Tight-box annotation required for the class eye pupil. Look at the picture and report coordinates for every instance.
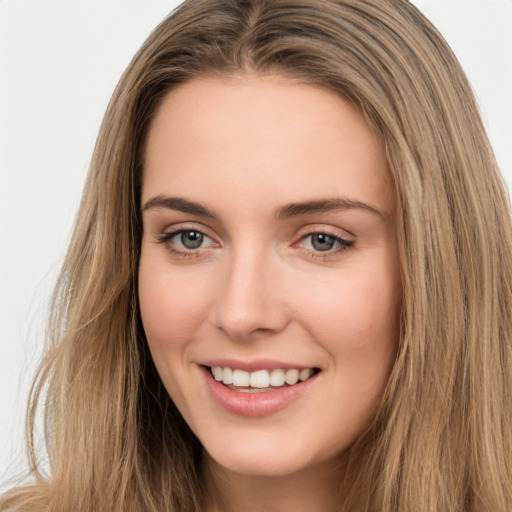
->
[181,231,203,249]
[311,233,335,251]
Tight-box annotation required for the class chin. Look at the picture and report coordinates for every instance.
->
[202,431,340,479]
[208,451,310,478]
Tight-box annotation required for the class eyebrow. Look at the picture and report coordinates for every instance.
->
[275,198,385,219]
[142,195,385,219]
[142,196,217,218]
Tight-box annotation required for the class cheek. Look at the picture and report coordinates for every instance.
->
[138,253,215,413]
[292,260,401,418]
[296,269,400,351]
[138,253,212,349]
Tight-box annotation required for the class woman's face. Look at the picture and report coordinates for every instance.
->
[139,75,401,478]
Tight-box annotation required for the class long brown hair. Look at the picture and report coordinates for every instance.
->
[2,0,511,510]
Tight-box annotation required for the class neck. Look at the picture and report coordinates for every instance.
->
[203,453,349,512]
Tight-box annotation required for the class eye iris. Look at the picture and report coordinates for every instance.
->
[311,233,335,251]
[180,231,203,249]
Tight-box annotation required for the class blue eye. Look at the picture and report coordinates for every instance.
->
[177,230,205,249]
[157,228,215,254]
[310,233,337,251]
[301,232,353,253]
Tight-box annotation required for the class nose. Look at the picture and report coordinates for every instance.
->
[211,248,289,340]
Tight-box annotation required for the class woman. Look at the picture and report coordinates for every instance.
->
[2,0,511,510]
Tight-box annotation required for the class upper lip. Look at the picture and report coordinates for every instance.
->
[200,358,318,372]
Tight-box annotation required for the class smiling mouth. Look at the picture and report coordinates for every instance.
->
[207,366,321,392]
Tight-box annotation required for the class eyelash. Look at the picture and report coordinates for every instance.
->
[156,228,215,258]
[155,228,354,259]
[298,231,354,258]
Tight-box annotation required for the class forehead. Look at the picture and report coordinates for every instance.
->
[142,74,394,216]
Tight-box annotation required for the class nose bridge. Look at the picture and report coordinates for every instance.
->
[212,243,286,339]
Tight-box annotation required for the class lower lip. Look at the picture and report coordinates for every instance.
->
[201,366,319,418]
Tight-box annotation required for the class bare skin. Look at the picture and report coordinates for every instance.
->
[204,452,345,512]
[139,74,401,511]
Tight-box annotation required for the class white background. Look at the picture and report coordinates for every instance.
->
[1,0,511,484]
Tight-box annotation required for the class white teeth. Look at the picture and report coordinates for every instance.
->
[212,366,223,381]
[270,369,285,387]
[223,366,233,385]
[285,369,299,385]
[250,369,270,388]
[210,366,316,389]
[299,368,313,381]
[232,369,250,387]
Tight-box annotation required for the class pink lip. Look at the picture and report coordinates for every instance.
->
[201,358,315,372]
[200,365,319,418]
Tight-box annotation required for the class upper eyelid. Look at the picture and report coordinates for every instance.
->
[156,229,218,257]
[155,222,354,246]
[160,222,218,239]
[300,231,351,242]
[296,232,354,249]
[159,227,216,244]
[296,224,354,241]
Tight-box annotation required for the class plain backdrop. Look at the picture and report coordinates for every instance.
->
[1,0,511,484]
